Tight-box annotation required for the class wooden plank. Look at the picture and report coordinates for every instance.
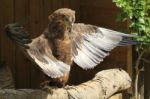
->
[43,0,54,25]
[0,1,2,60]
[13,0,30,88]
[67,0,79,9]
[29,0,46,88]
[80,0,117,9]
[68,0,80,21]
[126,46,133,94]
[29,0,45,38]
[79,6,127,29]
[0,0,15,86]
[63,0,69,7]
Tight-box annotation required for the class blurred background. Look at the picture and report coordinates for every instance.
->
[0,0,149,99]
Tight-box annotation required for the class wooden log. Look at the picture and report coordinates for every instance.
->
[0,68,131,99]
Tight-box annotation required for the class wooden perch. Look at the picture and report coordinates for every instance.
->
[0,69,131,99]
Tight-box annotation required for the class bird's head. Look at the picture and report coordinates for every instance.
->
[48,8,75,36]
[52,8,75,22]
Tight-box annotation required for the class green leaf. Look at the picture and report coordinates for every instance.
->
[113,0,150,49]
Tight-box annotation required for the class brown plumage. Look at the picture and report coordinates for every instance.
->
[5,8,137,88]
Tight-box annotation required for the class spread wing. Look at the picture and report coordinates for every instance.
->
[5,23,70,78]
[71,23,137,69]
[27,35,70,78]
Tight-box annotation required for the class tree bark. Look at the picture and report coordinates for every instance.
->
[0,69,131,99]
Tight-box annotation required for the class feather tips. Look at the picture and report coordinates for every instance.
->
[5,23,32,48]
[72,24,136,70]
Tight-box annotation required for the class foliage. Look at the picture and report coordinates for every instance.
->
[113,0,150,98]
[113,0,150,51]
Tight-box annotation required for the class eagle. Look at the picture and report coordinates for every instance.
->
[5,8,136,88]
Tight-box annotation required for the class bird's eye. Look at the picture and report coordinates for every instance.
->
[72,17,75,22]
[64,17,69,22]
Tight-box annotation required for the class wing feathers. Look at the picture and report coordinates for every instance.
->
[27,36,70,78]
[72,24,136,69]
[5,23,32,47]
[28,49,70,78]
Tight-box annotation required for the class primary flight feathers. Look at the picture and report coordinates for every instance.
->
[5,8,137,78]
[72,24,137,69]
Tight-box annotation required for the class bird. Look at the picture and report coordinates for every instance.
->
[5,8,137,88]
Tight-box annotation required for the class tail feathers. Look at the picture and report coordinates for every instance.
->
[5,23,32,48]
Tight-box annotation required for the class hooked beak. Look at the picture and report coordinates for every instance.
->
[65,21,73,32]
[69,23,73,32]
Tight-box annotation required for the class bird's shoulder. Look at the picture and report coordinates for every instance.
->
[28,34,53,52]
[72,23,98,34]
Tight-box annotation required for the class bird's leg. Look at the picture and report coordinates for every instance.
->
[40,80,51,88]
[40,74,70,93]
[42,85,54,94]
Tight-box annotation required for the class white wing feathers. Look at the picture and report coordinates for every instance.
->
[27,36,70,78]
[72,24,136,69]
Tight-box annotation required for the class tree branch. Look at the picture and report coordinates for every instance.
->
[0,69,131,99]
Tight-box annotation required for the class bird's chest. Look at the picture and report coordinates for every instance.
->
[52,36,72,65]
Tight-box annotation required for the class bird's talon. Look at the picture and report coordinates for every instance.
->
[64,85,75,89]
